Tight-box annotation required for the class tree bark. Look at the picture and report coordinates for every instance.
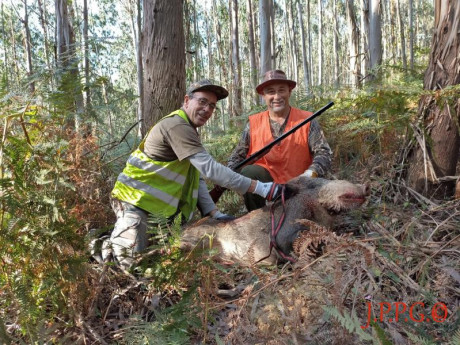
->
[247,0,258,105]
[346,0,360,87]
[37,0,51,72]
[297,0,310,93]
[317,0,323,86]
[368,0,382,79]
[360,0,369,84]
[406,0,460,199]
[83,0,90,111]
[409,0,414,69]
[142,0,185,135]
[396,0,407,69]
[55,0,84,129]
[332,0,340,88]
[231,0,242,117]
[259,0,272,76]
[22,0,34,92]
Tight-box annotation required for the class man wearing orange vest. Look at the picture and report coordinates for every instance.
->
[228,70,333,211]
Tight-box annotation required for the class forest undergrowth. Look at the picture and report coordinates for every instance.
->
[1,75,459,344]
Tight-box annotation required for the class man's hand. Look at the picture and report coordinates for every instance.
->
[253,181,283,201]
[211,210,236,221]
[301,169,318,178]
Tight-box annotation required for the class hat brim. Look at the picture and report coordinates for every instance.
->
[256,79,297,95]
[193,85,229,101]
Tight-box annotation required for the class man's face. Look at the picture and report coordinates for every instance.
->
[183,91,218,127]
[262,83,292,113]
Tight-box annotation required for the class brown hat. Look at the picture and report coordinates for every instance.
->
[187,79,229,101]
[256,70,297,95]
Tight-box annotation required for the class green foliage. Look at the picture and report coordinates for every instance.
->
[121,287,202,345]
[322,305,374,341]
[0,93,87,341]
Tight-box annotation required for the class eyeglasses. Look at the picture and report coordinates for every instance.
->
[191,97,218,111]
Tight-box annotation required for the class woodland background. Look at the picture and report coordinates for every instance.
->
[0,0,459,344]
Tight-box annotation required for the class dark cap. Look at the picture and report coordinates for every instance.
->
[187,79,229,101]
[256,70,297,95]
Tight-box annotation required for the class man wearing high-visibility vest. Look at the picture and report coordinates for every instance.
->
[105,80,283,270]
[228,70,333,211]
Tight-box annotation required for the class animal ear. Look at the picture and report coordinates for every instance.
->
[283,183,300,199]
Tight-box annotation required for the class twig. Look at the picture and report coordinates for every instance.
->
[424,211,460,245]
[410,233,460,277]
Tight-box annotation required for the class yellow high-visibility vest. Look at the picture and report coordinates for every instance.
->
[111,110,200,221]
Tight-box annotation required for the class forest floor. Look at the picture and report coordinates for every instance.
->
[76,163,459,345]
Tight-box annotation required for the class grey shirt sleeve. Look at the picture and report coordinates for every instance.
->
[188,151,252,194]
[197,177,216,216]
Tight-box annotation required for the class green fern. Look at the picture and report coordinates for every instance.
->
[322,305,374,341]
[406,331,437,345]
[450,329,460,345]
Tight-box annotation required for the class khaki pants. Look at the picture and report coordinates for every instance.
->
[102,199,149,270]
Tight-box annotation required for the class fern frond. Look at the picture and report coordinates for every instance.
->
[322,305,373,341]
[406,331,436,345]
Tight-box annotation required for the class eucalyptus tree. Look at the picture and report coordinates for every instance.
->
[406,0,460,199]
[368,0,382,79]
[316,0,323,86]
[55,0,84,128]
[259,0,272,76]
[361,0,369,82]
[247,0,258,105]
[141,0,185,134]
[297,0,310,92]
[230,0,242,116]
[21,0,34,92]
[346,0,360,87]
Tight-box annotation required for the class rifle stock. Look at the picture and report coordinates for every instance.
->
[209,101,334,203]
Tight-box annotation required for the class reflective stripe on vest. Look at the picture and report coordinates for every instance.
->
[111,110,200,220]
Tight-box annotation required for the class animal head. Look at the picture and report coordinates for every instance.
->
[284,176,369,213]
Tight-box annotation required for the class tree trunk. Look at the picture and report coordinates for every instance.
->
[346,0,360,87]
[297,0,310,93]
[259,0,272,76]
[332,0,340,88]
[83,0,91,111]
[55,0,84,129]
[289,0,298,83]
[406,0,460,199]
[360,0,369,84]
[127,0,144,136]
[307,0,312,88]
[142,0,185,135]
[270,0,276,69]
[231,0,242,117]
[1,3,8,86]
[409,0,415,69]
[22,0,34,93]
[368,0,382,80]
[37,0,51,72]
[317,0,323,86]
[247,0,258,105]
[396,0,407,69]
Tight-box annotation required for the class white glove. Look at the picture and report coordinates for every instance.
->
[253,181,282,201]
[253,181,273,198]
[301,169,318,178]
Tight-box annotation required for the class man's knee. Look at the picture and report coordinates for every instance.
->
[103,203,149,269]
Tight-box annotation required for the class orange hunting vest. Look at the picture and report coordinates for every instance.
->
[248,107,313,183]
